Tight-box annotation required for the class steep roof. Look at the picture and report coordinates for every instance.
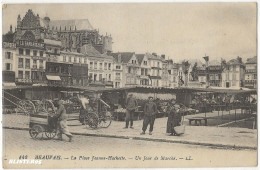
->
[81,44,102,57]
[227,58,243,65]
[2,32,15,43]
[246,56,257,64]
[49,19,93,31]
[136,54,145,65]
[111,52,135,63]
[146,53,162,60]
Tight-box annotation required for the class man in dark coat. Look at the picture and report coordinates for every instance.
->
[140,97,157,135]
[124,94,138,129]
[166,99,182,136]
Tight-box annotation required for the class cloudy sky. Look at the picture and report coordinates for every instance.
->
[2,3,257,62]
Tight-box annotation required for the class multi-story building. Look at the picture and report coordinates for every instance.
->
[197,67,207,87]
[111,52,140,87]
[112,54,123,88]
[207,65,222,87]
[222,57,245,88]
[161,57,169,87]
[3,42,16,85]
[147,53,163,87]
[136,54,150,86]
[244,56,257,89]
[81,44,113,88]
[16,39,45,85]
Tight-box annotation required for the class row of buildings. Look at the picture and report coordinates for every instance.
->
[3,9,257,90]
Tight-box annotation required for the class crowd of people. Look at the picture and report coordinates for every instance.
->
[48,92,257,142]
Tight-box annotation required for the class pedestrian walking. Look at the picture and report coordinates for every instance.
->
[124,94,138,129]
[56,100,73,142]
[166,99,182,136]
[140,96,157,135]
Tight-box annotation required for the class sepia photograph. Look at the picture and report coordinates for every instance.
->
[1,2,257,168]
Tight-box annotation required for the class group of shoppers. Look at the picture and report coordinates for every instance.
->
[124,94,183,136]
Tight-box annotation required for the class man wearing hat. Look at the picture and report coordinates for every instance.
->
[140,96,157,135]
[124,94,138,129]
[56,100,73,142]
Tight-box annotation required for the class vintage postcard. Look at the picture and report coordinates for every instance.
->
[2,3,257,168]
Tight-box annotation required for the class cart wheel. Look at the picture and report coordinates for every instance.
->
[29,124,44,139]
[99,111,112,128]
[85,112,99,129]
[45,129,57,139]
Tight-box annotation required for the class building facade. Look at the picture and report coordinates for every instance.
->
[222,57,245,88]
[244,56,257,89]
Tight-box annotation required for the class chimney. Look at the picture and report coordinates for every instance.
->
[10,25,13,33]
[203,55,209,67]
[152,52,157,57]
[161,54,165,59]
[44,16,50,28]
[118,54,121,63]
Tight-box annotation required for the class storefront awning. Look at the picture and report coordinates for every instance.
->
[46,75,61,81]
[3,82,16,87]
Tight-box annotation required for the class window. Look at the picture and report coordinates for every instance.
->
[99,63,103,70]
[99,74,102,81]
[79,57,82,63]
[5,52,12,59]
[19,48,24,55]
[116,65,121,69]
[157,62,160,67]
[132,60,134,64]
[69,56,72,62]
[18,71,23,79]
[33,60,37,68]
[26,49,30,56]
[236,65,239,71]
[143,61,147,65]
[39,60,43,69]
[90,62,93,69]
[108,74,111,81]
[116,73,120,80]
[104,63,107,70]
[33,50,37,56]
[74,57,77,63]
[18,58,23,68]
[94,74,97,81]
[141,68,144,75]
[89,73,93,79]
[253,74,257,79]
[54,49,58,54]
[25,71,30,79]
[25,59,30,69]
[94,62,97,69]
[63,56,66,62]
[128,67,131,73]
[5,63,11,70]
[84,58,87,64]
[145,69,148,76]
[108,63,111,70]
[115,82,120,87]
[40,51,43,57]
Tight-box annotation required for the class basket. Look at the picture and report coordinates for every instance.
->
[174,125,185,135]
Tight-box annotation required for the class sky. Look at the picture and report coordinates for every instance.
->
[2,3,257,63]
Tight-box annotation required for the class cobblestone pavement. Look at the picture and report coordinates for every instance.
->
[2,129,257,168]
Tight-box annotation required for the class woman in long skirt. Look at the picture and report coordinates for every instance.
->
[166,100,181,136]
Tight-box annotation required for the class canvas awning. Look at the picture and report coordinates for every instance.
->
[46,75,61,81]
[3,82,16,87]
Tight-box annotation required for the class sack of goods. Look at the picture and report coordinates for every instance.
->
[174,125,185,135]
